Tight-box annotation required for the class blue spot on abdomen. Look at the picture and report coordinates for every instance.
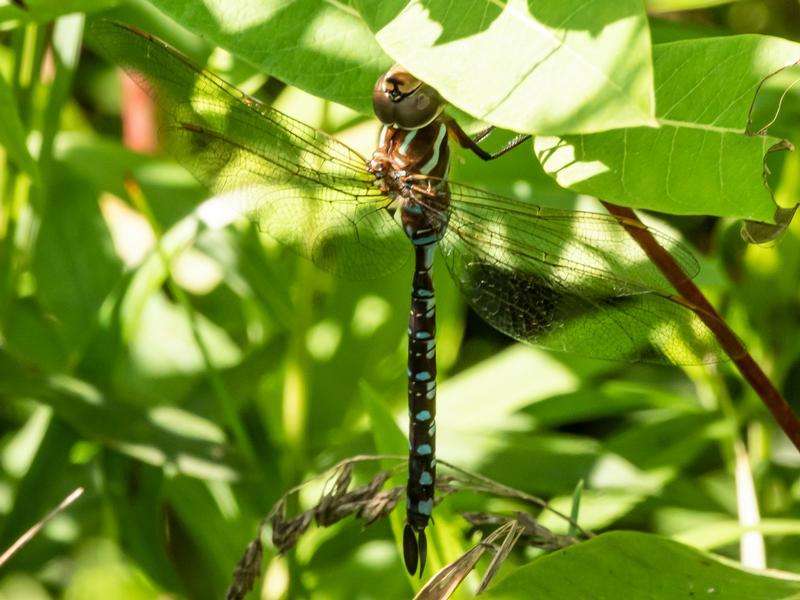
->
[417,499,433,516]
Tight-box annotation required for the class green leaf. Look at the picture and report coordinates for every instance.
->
[0,574,50,600]
[55,132,204,226]
[356,0,656,134]
[522,381,698,429]
[481,531,800,599]
[3,298,69,371]
[437,345,610,470]
[605,412,722,473]
[162,477,256,599]
[647,0,743,11]
[675,519,800,550]
[33,167,123,354]
[535,35,800,221]
[62,538,160,600]
[0,66,39,182]
[113,287,246,407]
[360,382,411,582]
[139,0,389,114]
[539,489,648,532]
[361,381,406,458]
[0,0,121,25]
[0,352,244,481]
[0,411,77,550]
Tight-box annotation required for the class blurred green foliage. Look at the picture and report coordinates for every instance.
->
[1,1,800,599]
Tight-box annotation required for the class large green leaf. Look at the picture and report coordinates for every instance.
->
[481,531,800,599]
[139,0,390,114]
[356,0,656,134]
[535,35,800,222]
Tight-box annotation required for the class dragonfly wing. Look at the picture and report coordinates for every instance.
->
[169,120,407,278]
[441,183,725,364]
[92,20,407,279]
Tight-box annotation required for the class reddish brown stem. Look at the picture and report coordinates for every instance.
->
[600,200,800,452]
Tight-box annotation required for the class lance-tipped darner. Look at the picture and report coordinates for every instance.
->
[93,20,725,577]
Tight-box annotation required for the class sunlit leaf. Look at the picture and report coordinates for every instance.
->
[481,531,800,599]
[141,0,389,114]
[356,0,656,134]
[536,35,800,221]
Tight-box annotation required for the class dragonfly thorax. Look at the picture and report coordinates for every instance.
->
[369,120,451,246]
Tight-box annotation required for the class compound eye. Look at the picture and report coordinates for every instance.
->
[372,66,445,129]
[373,72,396,125]
[394,84,444,129]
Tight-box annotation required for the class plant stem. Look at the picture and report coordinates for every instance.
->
[600,200,800,452]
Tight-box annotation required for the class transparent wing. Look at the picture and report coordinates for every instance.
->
[92,20,407,278]
[441,183,726,364]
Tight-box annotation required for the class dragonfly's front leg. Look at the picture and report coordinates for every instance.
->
[444,115,531,161]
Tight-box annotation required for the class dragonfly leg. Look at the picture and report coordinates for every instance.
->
[444,115,531,161]
[471,125,495,144]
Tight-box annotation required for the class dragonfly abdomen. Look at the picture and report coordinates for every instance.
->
[370,97,454,578]
[404,243,438,575]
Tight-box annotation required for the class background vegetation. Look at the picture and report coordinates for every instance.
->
[2,0,800,598]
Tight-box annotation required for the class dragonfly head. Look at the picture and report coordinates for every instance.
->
[373,65,445,130]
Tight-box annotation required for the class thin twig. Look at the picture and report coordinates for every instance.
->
[600,200,800,451]
[0,486,84,567]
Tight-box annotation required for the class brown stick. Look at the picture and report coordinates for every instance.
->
[600,200,800,452]
[0,487,84,567]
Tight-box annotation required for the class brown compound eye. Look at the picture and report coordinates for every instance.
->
[373,65,445,129]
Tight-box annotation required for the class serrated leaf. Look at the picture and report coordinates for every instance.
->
[356,0,656,134]
[536,35,800,221]
[142,0,389,114]
[481,531,800,599]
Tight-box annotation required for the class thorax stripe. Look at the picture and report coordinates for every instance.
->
[419,124,448,175]
[398,129,417,155]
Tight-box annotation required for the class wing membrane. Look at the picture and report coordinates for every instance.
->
[441,184,725,364]
[92,20,407,278]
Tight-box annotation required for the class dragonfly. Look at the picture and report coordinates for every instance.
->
[92,20,724,576]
